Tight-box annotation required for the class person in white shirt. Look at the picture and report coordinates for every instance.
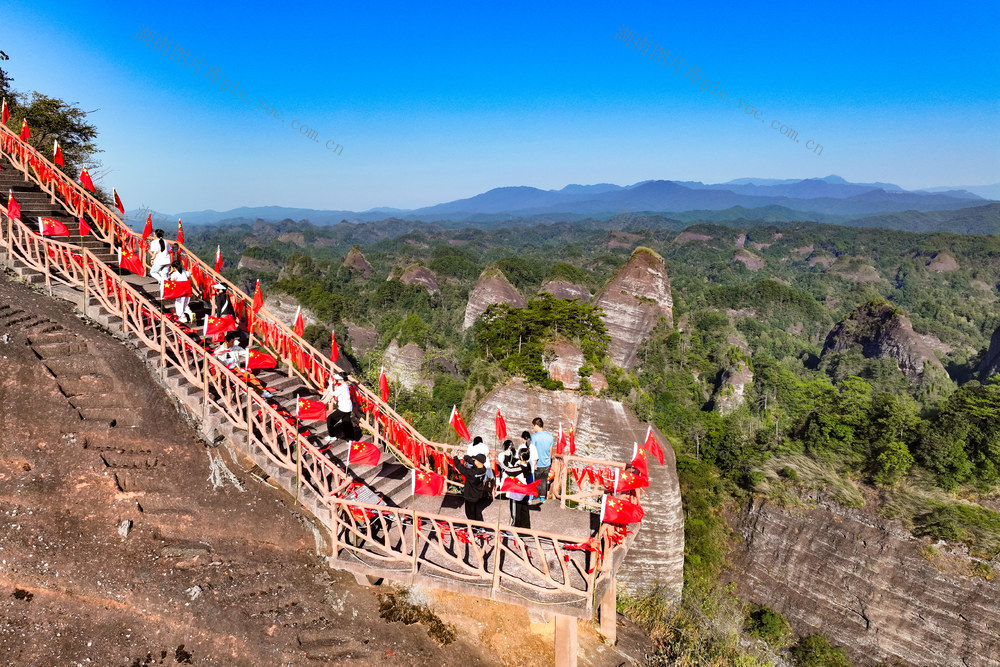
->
[168,260,194,323]
[213,330,247,369]
[321,374,354,443]
[148,229,171,283]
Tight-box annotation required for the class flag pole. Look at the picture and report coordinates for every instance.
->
[489,476,504,599]
[410,471,420,575]
[295,414,302,505]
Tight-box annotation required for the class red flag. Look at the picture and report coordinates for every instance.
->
[80,168,95,192]
[203,315,237,336]
[293,306,305,336]
[378,367,389,403]
[176,218,184,244]
[412,469,446,497]
[113,188,125,214]
[38,217,70,237]
[214,245,223,272]
[642,426,665,466]
[296,398,327,421]
[630,443,649,479]
[567,423,576,455]
[6,191,21,220]
[251,280,264,315]
[118,247,146,276]
[495,408,507,441]
[556,424,569,455]
[78,216,91,237]
[614,467,650,493]
[330,329,339,363]
[53,140,64,167]
[348,441,381,467]
[600,495,644,524]
[1,99,8,125]
[449,405,471,441]
[160,280,192,300]
[247,349,277,370]
[499,476,542,496]
[141,214,152,241]
[19,119,29,141]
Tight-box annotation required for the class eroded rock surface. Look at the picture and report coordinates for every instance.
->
[462,268,526,330]
[544,341,585,390]
[383,339,432,391]
[978,326,1000,379]
[538,280,591,302]
[467,379,684,599]
[397,264,440,295]
[726,496,1000,667]
[594,248,673,370]
[715,359,754,414]
[343,247,372,277]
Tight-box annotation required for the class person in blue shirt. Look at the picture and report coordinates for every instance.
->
[530,417,554,504]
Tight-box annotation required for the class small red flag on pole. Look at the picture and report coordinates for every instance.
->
[378,367,390,403]
[19,119,30,141]
[141,213,152,241]
[296,398,327,421]
[7,191,22,221]
[38,217,70,237]
[348,441,381,467]
[53,140,64,167]
[1,99,9,125]
[113,188,125,214]
[79,167,95,192]
[252,280,264,314]
[412,470,446,497]
[499,476,542,496]
[449,405,471,441]
[176,218,184,245]
[78,215,91,237]
[642,426,665,466]
[214,245,223,273]
[495,408,507,441]
[600,495,645,524]
[330,329,339,363]
[293,306,305,336]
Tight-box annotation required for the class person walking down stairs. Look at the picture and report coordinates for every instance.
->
[148,229,171,283]
[168,260,195,323]
[321,374,354,444]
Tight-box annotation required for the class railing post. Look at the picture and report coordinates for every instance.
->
[43,241,52,296]
[554,614,578,667]
[82,252,90,318]
[159,313,167,372]
[598,574,617,645]
[202,353,210,423]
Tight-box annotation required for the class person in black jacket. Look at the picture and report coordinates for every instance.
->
[499,442,533,529]
[453,453,490,523]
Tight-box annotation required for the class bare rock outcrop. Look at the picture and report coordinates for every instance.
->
[594,248,673,370]
[821,300,947,385]
[396,264,440,295]
[925,252,959,272]
[345,321,377,356]
[467,379,684,599]
[462,267,526,330]
[715,360,754,414]
[733,249,764,271]
[538,280,591,302]
[726,496,1000,666]
[543,341,585,390]
[383,340,432,392]
[343,247,372,277]
[264,295,318,328]
[978,326,1000,379]
[237,255,278,273]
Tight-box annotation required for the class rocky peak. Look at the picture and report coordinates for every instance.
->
[395,264,440,295]
[264,295,318,329]
[343,247,372,277]
[383,340,432,392]
[594,247,673,369]
[978,326,1000,380]
[462,267,526,330]
[822,300,947,384]
[538,280,591,301]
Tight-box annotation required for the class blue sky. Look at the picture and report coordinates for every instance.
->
[2,1,998,212]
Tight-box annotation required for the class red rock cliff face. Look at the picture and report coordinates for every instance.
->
[594,248,673,370]
[383,340,432,392]
[726,497,1000,667]
[467,379,684,598]
[462,268,526,330]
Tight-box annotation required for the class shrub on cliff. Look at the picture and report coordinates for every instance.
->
[790,634,852,667]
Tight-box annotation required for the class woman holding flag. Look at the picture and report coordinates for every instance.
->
[166,260,195,323]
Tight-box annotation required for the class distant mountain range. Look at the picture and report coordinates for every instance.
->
[128,175,998,229]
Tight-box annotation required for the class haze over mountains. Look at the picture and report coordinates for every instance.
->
[132,175,998,228]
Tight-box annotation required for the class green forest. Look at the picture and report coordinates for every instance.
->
[188,214,1000,666]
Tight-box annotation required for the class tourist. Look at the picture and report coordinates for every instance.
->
[168,260,195,323]
[321,374,353,444]
[498,439,533,529]
[530,417,554,504]
[453,452,490,523]
[148,229,171,283]
[518,430,538,472]
[213,283,234,318]
[214,330,247,369]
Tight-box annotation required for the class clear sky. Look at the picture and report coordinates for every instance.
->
[2,1,998,213]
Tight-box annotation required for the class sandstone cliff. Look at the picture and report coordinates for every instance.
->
[343,246,372,277]
[715,359,754,414]
[237,255,279,273]
[594,248,673,370]
[466,379,684,599]
[978,326,1000,380]
[264,295,318,328]
[726,495,1000,666]
[383,339,433,392]
[462,267,526,330]
[822,300,948,385]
